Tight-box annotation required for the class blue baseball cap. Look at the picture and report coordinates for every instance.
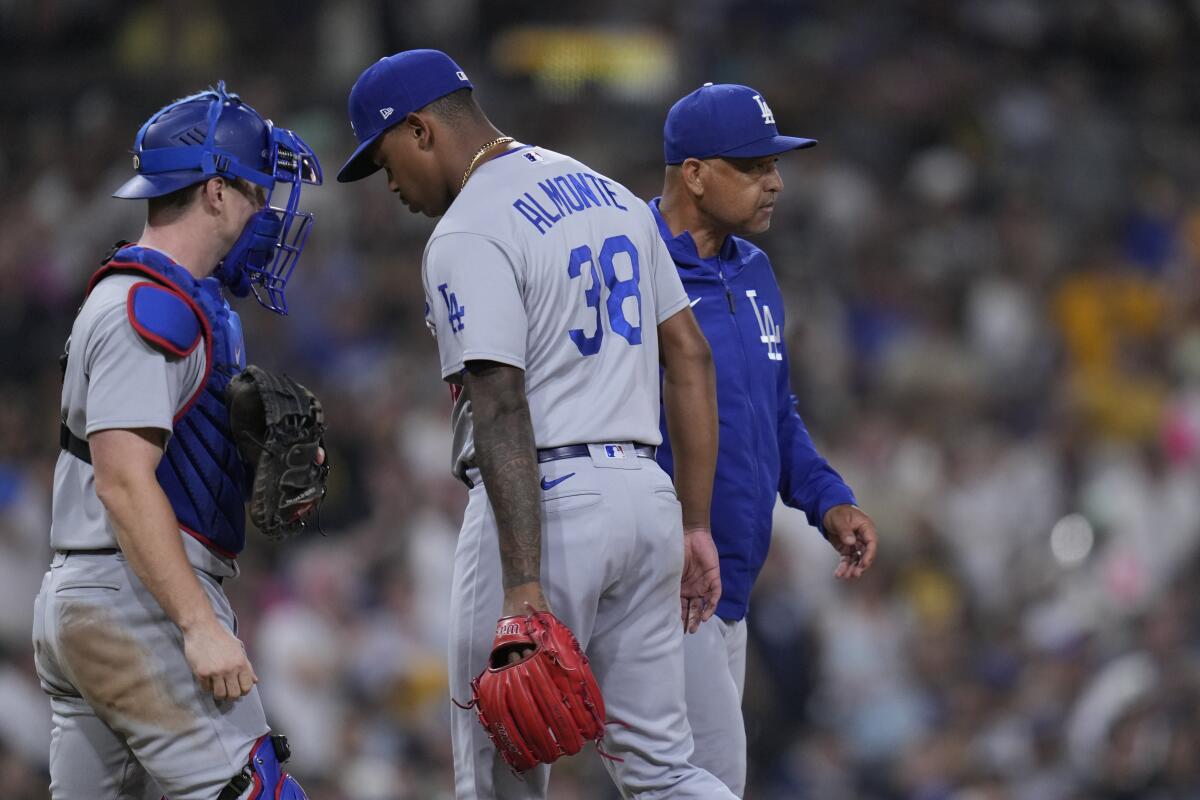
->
[337,49,474,183]
[664,83,816,165]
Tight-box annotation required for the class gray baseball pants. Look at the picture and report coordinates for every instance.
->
[32,551,268,800]
[447,443,737,799]
[683,615,748,796]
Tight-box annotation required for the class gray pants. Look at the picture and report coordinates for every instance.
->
[448,444,737,799]
[683,616,748,796]
[32,551,268,800]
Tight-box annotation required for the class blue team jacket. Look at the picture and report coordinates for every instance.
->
[650,198,856,621]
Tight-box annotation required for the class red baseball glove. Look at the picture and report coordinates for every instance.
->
[462,611,606,773]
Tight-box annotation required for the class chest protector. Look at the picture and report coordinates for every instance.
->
[87,244,250,558]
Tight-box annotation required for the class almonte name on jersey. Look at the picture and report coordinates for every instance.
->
[512,170,630,235]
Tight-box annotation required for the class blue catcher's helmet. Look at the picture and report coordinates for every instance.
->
[113,82,323,314]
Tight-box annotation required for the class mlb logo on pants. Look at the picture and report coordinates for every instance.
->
[604,444,626,459]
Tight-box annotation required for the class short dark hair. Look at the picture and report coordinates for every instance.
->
[146,177,263,223]
[147,181,203,223]
[422,88,486,128]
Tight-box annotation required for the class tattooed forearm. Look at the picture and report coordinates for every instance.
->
[463,361,542,590]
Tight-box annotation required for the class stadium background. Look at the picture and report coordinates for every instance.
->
[3,1,1200,798]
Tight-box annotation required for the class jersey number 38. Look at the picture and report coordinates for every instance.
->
[566,234,641,357]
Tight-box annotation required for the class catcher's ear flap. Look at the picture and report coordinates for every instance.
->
[225,368,268,464]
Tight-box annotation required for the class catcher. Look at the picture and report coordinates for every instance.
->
[33,83,326,800]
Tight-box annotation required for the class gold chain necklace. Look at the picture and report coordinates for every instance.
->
[460,136,515,191]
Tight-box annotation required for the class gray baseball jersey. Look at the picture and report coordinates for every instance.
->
[422,146,689,478]
[425,146,735,799]
[51,273,232,578]
[35,269,268,799]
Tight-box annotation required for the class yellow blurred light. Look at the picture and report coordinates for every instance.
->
[491,25,678,101]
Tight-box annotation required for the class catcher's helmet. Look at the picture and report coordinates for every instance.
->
[113,82,284,199]
[113,82,323,314]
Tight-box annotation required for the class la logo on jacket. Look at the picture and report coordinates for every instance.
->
[745,290,782,361]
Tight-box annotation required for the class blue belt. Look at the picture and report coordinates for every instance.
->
[461,443,655,488]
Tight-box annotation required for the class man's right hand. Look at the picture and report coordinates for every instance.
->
[501,580,551,618]
[500,581,552,665]
[92,427,259,701]
[183,618,258,701]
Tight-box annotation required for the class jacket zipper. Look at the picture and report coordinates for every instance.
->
[718,256,764,567]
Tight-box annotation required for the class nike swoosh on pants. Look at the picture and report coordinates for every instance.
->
[540,473,575,490]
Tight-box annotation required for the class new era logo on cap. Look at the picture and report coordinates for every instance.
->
[338,49,476,183]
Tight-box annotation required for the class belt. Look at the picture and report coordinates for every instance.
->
[54,548,223,583]
[460,443,656,489]
[537,443,655,463]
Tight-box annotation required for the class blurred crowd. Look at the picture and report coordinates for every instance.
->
[3,1,1200,798]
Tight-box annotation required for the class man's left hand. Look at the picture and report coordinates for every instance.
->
[822,504,878,580]
[680,527,722,633]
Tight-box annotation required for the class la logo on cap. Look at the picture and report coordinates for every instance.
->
[752,94,775,125]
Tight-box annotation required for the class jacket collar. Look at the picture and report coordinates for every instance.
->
[648,197,740,270]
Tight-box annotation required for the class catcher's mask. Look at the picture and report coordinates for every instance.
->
[113,81,323,314]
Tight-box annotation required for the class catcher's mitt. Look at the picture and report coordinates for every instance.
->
[460,611,607,774]
[225,365,328,541]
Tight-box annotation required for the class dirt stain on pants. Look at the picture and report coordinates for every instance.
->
[57,601,194,734]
